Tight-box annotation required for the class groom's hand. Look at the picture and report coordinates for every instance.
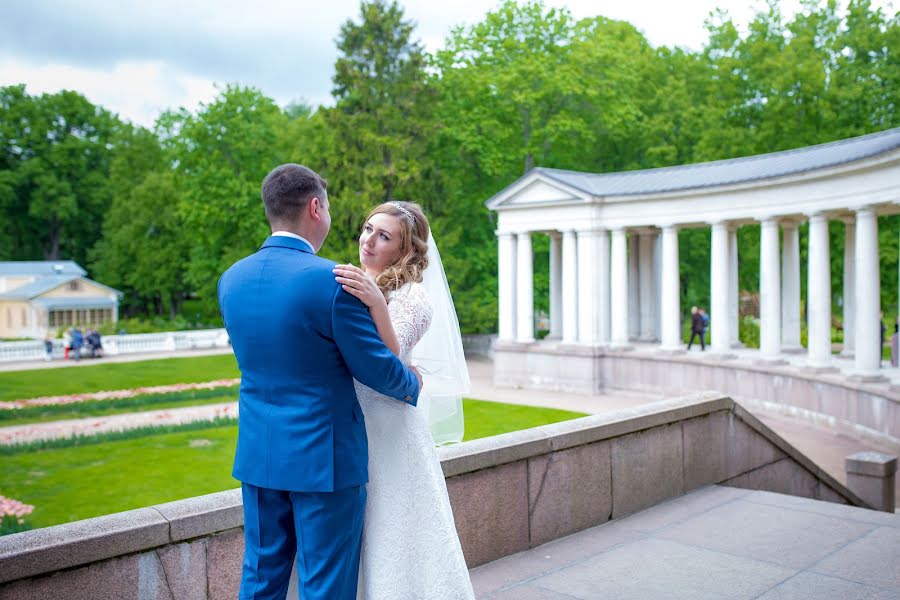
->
[410,365,423,393]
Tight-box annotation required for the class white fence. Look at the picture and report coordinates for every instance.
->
[0,329,230,363]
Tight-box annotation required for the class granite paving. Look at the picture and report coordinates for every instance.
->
[471,485,900,600]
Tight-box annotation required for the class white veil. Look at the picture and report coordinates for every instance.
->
[412,231,469,445]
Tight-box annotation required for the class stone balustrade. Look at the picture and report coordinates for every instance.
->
[0,329,230,363]
[0,393,869,599]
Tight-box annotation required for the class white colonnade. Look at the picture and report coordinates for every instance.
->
[491,128,899,380]
[495,203,891,377]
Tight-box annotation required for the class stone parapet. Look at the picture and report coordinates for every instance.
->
[0,394,871,598]
[846,452,898,512]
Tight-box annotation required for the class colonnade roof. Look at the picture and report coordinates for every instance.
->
[487,127,900,209]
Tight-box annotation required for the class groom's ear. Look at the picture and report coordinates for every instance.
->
[308,197,322,221]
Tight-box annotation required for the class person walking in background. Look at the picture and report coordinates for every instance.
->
[43,334,53,361]
[71,327,84,362]
[687,306,705,351]
[62,328,71,360]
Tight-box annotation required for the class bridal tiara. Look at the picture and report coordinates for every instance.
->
[390,202,415,221]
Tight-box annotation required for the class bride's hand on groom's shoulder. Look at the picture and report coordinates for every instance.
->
[334,264,384,308]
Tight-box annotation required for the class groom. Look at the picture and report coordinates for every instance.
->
[218,164,422,600]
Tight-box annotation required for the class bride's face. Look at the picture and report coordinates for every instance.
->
[359,213,403,275]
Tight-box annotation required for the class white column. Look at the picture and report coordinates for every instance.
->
[710,222,731,353]
[610,228,630,347]
[781,220,802,352]
[639,232,657,341]
[807,213,832,368]
[842,218,856,356]
[728,225,741,347]
[597,228,611,345]
[497,231,517,341]
[577,230,599,345]
[855,208,881,375]
[759,217,782,359]
[561,230,578,344]
[548,233,563,339]
[516,232,534,343]
[628,233,640,341]
[660,225,682,351]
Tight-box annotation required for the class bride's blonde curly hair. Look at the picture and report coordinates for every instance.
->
[364,201,429,296]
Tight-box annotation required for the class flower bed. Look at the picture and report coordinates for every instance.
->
[0,379,240,410]
[0,495,34,535]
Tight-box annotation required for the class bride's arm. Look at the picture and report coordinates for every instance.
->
[334,264,400,356]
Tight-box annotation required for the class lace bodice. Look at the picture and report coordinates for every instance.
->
[386,282,433,364]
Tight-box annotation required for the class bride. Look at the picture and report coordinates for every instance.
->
[333,201,475,600]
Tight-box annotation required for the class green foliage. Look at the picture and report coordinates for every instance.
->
[168,85,292,318]
[0,354,239,401]
[739,316,761,349]
[90,124,190,318]
[0,86,120,263]
[91,312,220,336]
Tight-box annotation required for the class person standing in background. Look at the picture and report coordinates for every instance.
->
[43,334,53,361]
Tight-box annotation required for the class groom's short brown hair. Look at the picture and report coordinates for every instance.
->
[261,164,328,227]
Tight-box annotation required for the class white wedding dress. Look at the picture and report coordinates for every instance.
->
[354,282,475,600]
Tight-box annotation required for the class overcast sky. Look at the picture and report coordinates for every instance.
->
[0,0,892,126]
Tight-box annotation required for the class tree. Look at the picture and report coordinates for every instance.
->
[319,0,435,263]
[169,85,293,316]
[91,124,190,317]
[0,86,118,263]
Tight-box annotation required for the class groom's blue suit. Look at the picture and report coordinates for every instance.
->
[218,235,420,600]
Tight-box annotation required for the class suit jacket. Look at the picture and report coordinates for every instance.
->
[218,235,420,492]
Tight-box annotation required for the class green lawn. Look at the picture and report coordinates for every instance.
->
[2,399,586,529]
[0,354,240,402]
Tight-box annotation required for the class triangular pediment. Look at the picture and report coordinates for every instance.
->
[486,174,590,210]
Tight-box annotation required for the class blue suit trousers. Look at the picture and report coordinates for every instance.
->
[239,483,366,600]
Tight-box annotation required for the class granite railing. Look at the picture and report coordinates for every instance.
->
[0,393,869,599]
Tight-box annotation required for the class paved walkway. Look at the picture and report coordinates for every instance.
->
[471,485,900,599]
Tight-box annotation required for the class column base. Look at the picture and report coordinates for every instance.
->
[657,345,686,356]
[840,350,855,359]
[730,341,746,350]
[754,356,789,366]
[804,364,840,374]
[608,342,634,352]
[847,371,889,384]
[782,345,805,354]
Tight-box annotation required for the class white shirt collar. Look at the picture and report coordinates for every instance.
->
[271,231,315,253]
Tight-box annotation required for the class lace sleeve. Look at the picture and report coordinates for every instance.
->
[388,284,433,358]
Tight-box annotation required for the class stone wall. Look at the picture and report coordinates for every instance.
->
[494,342,900,451]
[0,394,866,599]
